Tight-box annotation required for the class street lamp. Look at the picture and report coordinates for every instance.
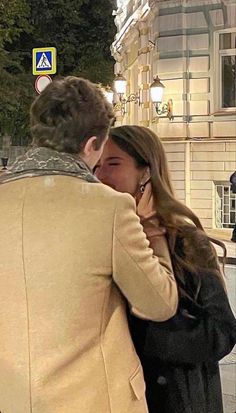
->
[114,73,127,98]
[103,85,114,105]
[113,72,140,115]
[150,76,174,120]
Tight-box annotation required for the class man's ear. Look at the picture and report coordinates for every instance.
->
[83,136,97,157]
[140,167,151,185]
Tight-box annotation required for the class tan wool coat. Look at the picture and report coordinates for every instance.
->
[0,175,177,413]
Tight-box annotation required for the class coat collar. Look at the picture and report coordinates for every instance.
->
[0,146,99,185]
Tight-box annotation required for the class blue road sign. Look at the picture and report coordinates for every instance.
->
[32,47,57,75]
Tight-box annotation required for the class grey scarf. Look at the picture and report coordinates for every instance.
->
[0,146,99,184]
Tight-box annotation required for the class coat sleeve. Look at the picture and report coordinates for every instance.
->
[112,193,178,322]
[144,272,236,365]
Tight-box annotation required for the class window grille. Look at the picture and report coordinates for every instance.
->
[215,183,236,228]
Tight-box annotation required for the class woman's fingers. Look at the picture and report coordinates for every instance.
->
[137,182,155,218]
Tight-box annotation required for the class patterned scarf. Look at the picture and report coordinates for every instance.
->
[0,146,99,184]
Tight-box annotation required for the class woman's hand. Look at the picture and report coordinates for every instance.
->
[137,182,172,274]
[141,216,166,238]
[137,182,165,237]
[136,181,155,219]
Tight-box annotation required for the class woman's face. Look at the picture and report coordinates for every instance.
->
[95,138,146,196]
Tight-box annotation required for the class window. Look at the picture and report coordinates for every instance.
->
[215,183,236,228]
[215,29,236,111]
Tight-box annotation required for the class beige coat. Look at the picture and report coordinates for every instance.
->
[0,175,177,413]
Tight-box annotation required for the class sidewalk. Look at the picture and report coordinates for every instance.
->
[206,229,236,263]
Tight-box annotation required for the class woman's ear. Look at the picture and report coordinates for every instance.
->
[140,167,151,185]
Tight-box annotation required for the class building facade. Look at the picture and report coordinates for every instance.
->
[111,0,236,230]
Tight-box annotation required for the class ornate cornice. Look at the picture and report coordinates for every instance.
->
[111,2,151,57]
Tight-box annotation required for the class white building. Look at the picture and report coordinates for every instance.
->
[111,0,236,231]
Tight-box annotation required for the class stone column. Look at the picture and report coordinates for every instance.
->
[138,21,150,127]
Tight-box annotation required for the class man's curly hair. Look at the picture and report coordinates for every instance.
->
[30,76,114,154]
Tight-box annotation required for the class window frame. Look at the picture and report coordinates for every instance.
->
[214,28,236,113]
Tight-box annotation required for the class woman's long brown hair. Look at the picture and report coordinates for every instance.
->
[109,125,226,290]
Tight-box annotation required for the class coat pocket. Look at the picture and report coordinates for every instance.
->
[129,364,146,400]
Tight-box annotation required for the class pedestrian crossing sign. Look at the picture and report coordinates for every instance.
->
[32,47,57,75]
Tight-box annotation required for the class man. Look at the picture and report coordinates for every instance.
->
[230,171,236,242]
[0,77,177,413]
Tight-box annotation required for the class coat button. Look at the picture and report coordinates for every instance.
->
[156,375,167,385]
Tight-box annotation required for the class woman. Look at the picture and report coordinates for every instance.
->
[95,125,236,413]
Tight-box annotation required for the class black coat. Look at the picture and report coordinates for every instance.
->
[230,171,236,193]
[129,270,236,413]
